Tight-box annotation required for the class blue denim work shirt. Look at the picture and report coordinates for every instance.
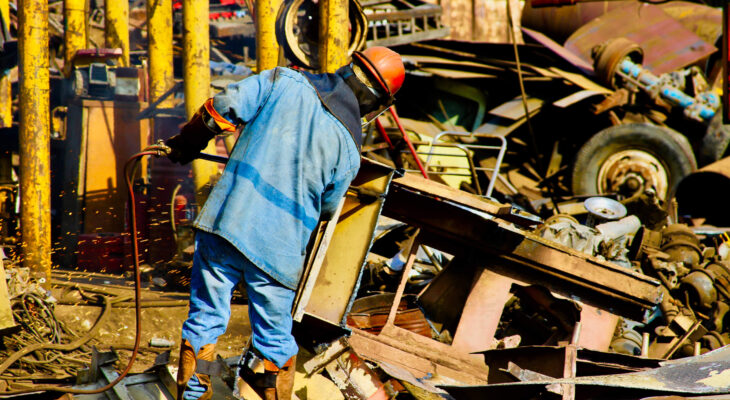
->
[193,67,361,290]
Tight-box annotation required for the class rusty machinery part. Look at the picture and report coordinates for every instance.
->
[660,224,702,268]
[679,269,717,312]
[592,37,644,89]
[628,226,663,261]
[571,123,696,202]
[699,112,730,166]
[276,0,367,69]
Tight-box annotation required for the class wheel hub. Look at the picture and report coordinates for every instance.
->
[597,149,669,200]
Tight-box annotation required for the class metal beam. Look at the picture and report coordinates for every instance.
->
[105,0,130,67]
[0,0,11,127]
[18,0,51,285]
[183,0,218,207]
[256,0,282,71]
[64,0,87,77]
[318,0,349,73]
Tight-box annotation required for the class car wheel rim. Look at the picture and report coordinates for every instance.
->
[597,149,669,200]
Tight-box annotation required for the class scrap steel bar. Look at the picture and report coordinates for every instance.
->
[382,174,662,321]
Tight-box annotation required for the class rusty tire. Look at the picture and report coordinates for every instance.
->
[571,123,696,201]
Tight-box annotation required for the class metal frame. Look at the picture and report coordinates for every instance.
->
[403,131,510,198]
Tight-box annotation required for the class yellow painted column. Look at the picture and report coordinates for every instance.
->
[18,0,51,285]
[105,0,130,66]
[147,0,174,105]
[183,0,218,207]
[64,0,87,77]
[0,0,10,127]
[319,0,349,73]
[256,0,282,71]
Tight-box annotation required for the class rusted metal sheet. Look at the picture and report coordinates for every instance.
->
[660,2,723,48]
[521,27,594,75]
[564,3,716,76]
[346,293,432,338]
[383,173,662,322]
[521,0,631,45]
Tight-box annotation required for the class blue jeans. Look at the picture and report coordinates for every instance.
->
[181,231,299,399]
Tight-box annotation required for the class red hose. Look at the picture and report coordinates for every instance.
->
[388,107,428,179]
[1,149,161,395]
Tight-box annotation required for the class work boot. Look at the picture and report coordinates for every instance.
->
[235,349,296,400]
[177,339,215,400]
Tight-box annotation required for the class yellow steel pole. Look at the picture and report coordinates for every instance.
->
[147,0,174,105]
[183,0,218,207]
[0,0,10,127]
[64,0,87,77]
[105,0,130,67]
[319,0,349,73]
[18,0,51,284]
[256,0,282,71]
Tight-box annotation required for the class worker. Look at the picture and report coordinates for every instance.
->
[166,46,405,400]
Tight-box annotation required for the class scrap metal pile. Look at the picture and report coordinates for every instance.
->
[3,0,730,399]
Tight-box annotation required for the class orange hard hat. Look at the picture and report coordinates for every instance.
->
[352,46,405,97]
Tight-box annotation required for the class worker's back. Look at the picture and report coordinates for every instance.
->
[194,67,361,289]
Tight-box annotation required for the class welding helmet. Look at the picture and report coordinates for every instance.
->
[352,46,405,125]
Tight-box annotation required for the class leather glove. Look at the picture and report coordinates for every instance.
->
[166,109,217,165]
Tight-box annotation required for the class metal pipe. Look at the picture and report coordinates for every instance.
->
[318,0,349,73]
[147,0,174,105]
[183,0,218,208]
[0,0,11,126]
[63,0,87,77]
[105,0,130,67]
[18,0,51,285]
[255,0,282,71]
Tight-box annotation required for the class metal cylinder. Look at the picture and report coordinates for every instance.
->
[147,0,174,105]
[183,0,218,207]
[256,0,282,71]
[0,0,11,127]
[676,157,730,226]
[105,0,130,67]
[18,0,51,285]
[318,0,349,73]
[64,0,87,77]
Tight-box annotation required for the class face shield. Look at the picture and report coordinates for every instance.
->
[361,101,393,127]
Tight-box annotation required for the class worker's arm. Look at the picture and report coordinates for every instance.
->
[165,69,278,164]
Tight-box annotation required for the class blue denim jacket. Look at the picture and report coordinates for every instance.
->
[193,67,361,290]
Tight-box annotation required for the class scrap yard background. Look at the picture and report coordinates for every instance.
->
[3,0,730,399]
